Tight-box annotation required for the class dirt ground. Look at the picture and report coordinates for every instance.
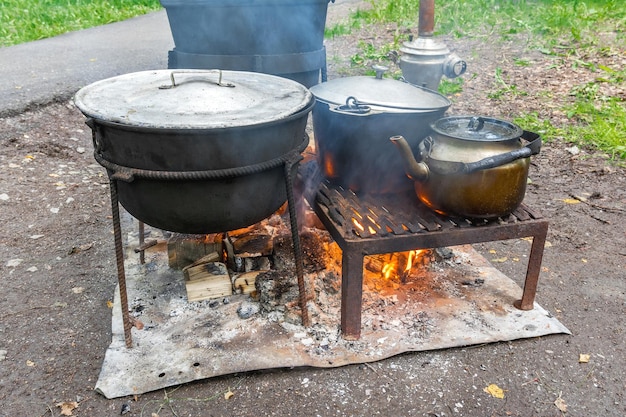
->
[1,3,625,417]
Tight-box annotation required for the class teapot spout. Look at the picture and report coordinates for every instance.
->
[390,135,429,182]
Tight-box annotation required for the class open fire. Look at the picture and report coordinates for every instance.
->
[166,221,433,304]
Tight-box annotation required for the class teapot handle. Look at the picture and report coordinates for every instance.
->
[462,130,541,173]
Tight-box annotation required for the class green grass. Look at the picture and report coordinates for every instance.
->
[0,0,163,47]
[327,0,626,160]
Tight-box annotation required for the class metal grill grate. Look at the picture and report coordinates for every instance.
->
[308,179,549,340]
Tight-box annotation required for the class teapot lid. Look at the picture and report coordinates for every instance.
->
[431,116,523,142]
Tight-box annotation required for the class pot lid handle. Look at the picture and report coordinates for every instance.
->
[158,70,235,90]
[335,96,371,114]
[372,64,388,80]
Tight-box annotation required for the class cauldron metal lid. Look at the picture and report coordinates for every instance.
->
[431,116,523,142]
[73,70,313,129]
[309,72,450,113]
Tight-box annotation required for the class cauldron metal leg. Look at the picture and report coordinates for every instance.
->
[138,222,146,265]
[109,179,133,348]
[284,158,310,327]
[134,221,157,265]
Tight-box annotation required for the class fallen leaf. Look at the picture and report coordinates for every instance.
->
[56,401,79,416]
[71,287,84,294]
[491,257,508,263]
[562,198,581,204]
[26,360,35,367]
[69,242,94,254]
[106,300,114,308]
[483,383,505,399]
[521,237,552,247]
[554,396,568,412]
[224,389,234,400]
[489,249,497,254]
[579,353,590,363]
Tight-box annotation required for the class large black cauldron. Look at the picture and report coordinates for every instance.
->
[74,70,314,234]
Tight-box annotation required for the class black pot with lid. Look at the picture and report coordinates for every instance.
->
[309,66,451,194]
[74,69,314,233]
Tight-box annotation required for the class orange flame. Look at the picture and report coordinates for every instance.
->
[381,259,397,280]
[379,249,428,281]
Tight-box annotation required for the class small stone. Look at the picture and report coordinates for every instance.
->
[6,259,23,267]
[237,301,260,319]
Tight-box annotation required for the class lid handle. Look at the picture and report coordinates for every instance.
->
[372,65,389,80]
[467,116,485,132]
[158,70,235,89]
[333,96,371,114]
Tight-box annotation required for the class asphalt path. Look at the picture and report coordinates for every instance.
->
[0,11,174,117]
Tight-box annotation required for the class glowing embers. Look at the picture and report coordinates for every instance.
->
[349,205,399,238]
[351,215,378,236]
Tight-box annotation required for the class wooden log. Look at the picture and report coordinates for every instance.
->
[233,271,264,295]
[183,261,233,302]
[167,233,223,270]
[224,231,273,272]
[232,233,273,257]
[183,252,220,281]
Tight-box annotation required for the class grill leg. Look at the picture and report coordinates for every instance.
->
[341,248,364,340]
[515,221,549,310]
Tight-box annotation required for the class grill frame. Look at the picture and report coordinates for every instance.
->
[311,181,549,340]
